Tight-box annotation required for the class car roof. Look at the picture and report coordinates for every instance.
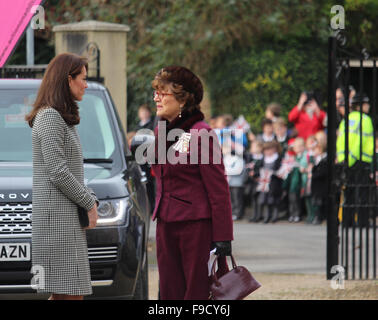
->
[0,79,106,91]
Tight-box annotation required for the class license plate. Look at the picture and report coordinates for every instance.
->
[0,243,31,261]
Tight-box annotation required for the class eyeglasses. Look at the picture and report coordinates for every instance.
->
[153,91,174,100]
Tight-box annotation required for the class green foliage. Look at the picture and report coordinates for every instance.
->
[344,0,378,53]
[5,0,378,130]
[206,41,328,133]
[7,37,54,65]
[37,0,334,128]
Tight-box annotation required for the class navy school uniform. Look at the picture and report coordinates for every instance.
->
[255,154,283,222]
[311,153,328,223]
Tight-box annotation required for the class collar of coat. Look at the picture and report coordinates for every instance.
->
[166,108,204,133]
[154,108,205,158]
[156,108,204,139]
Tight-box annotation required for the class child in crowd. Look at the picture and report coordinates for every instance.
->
[255,141,283,223]
[311,140,328,224]
[286,137,306,222]
[315,130,327,152]
[276,140,297,218]
[245,140,264,222]
[222,116,248,221]
[265,102,282,123]
[302,135,317,223]
[273,117,289,154]
[305,135,317,158]
[224,149,248,221]
[256,118,276,143]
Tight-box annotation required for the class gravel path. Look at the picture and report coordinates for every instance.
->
[148,219,377,300]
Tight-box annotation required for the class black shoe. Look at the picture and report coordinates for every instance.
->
[263,213,271,224]
[271,210,278,223]
[254,211,262,223]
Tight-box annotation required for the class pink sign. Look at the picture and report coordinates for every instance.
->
[0,0,43,67]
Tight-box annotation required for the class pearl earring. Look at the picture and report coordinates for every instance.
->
[179,106,183,118]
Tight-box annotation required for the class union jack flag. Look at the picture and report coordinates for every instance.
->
[276,155,297,180]
[256,168,273,193]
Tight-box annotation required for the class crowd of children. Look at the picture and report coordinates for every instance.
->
[211,93,329,225]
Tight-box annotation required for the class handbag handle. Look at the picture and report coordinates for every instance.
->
[211,254,237,287]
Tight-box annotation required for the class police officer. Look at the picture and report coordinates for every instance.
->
[336,93,374,228]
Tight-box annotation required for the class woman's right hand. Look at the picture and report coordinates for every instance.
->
[213,241,232,257]
[85,204,98,230]
[298,92,307,110]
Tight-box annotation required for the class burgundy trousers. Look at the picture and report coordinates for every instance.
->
[156,218,212,300]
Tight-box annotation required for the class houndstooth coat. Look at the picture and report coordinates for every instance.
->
[31,107,97,296]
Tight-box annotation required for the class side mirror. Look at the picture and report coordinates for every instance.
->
[127,134,155,163]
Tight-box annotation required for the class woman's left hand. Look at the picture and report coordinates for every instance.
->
[213,241,232,257]
[85,203,98,230]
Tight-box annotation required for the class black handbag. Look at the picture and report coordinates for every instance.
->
[77,205,89,228]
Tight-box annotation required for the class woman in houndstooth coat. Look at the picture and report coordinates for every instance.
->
[26,53,99,300]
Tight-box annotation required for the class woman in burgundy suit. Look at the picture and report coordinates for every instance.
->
[151,66,233,300]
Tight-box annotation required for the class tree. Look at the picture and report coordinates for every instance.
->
[6,0,377,129]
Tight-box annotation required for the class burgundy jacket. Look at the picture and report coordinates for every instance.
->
[151,110,233,242]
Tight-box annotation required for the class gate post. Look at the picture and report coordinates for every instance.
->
[326,36,339,280]
[53,20,130,133]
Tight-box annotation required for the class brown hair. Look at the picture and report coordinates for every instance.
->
[273,117,287,128]
[262,140,282,154]
[261,118,273,129]
[223,114,234,127]
[26,53,88,127]
[266,102,281,117]
[152,66,203,113]
[138,104,152,113]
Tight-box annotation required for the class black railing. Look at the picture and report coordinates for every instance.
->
[327,32,377,280]
[0,65,47,79]
[0,42,104,83]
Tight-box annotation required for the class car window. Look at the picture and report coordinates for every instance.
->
[0,88,118,162]
[77,91,116,159]
[0,91,34,162]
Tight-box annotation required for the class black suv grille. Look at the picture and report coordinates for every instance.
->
[0,203,32,237]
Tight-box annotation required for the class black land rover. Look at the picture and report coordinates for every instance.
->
[0,79,150,299]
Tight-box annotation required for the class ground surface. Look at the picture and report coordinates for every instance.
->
[148,217,377,300]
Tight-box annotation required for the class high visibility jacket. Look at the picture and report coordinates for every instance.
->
[336,111,374,167]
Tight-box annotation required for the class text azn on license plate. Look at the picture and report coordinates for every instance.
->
[0,243,31,261]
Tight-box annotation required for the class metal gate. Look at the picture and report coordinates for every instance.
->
[0,42,103,83]
[327,32,377,280]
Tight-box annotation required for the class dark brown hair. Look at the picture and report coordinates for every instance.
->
[138,104,152,113]
[263,140,282,154]
[223,114,234,127]
[261,118,273,129]
[152,66,203,113]
[26,53,88,127]
[266,102,281,117]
